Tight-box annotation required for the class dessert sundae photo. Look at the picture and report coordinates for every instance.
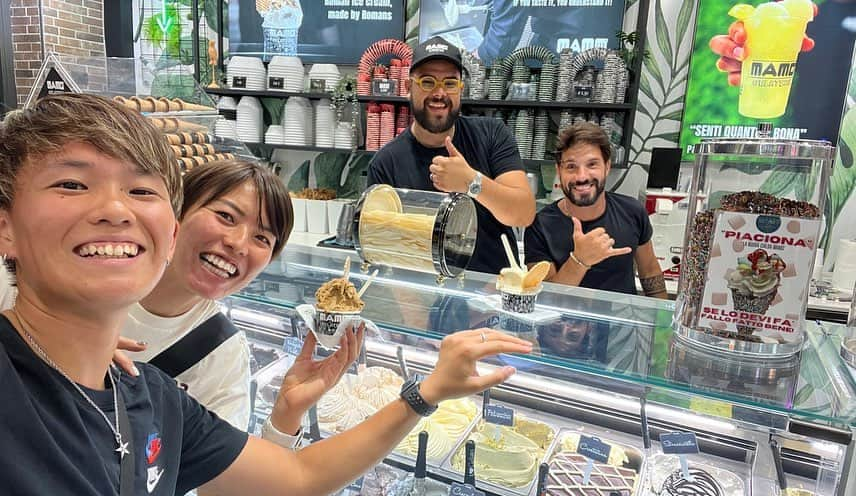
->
[726,248,786,338]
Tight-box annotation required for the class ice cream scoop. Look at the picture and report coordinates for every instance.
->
[316,277,364,312]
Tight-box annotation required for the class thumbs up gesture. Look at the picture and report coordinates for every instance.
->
[571,217,632,268]
[429,136,477,193]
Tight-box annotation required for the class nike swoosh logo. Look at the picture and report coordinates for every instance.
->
[147,467,164,493]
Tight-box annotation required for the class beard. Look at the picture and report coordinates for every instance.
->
[562,178,605,207]
[412,95,460,134]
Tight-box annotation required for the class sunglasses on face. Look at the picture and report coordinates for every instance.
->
[410,76,464,94]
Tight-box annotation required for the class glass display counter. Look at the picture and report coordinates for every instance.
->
[228,244,856,495]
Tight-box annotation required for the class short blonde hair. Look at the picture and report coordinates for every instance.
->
[0,93,182,214]
[0,93,182,279]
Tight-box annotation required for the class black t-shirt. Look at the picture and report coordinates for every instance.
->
[524,193,653,295]
[367,116,524,275]
[0,316,248,496]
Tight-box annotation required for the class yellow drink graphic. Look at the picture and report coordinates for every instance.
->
[731,1,814,119]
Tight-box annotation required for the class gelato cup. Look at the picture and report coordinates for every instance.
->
[500,286,541,314]
[295,304,364,349]
[314,308,362,349]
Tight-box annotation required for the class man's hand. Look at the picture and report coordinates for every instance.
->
[271,324,364,433]
[429,137,477,193]
[571,217,632,267]
[418,329,533,405]
[710,2,817,86]
[113,336,146,376]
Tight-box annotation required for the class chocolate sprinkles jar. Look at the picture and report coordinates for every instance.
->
[674,128,834,358]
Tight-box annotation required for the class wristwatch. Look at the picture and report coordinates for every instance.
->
[399,374,438,417]
[467,171,483,198]
[261,417,304,450]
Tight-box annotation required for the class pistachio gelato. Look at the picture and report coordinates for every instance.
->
[451,416,555,489]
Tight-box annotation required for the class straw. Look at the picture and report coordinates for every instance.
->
[500,234,519,271]
[357,269,379,298]
[342,256,351,281]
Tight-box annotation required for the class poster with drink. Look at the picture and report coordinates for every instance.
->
[698,211,820,344]
[678,0,856,161]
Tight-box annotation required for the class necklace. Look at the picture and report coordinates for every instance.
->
[12,312,129,460]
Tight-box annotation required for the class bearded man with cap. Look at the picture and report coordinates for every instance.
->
[367,36,536,275]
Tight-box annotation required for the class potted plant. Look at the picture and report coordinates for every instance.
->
[330,74,361,150]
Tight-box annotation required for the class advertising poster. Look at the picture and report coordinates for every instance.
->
[229,0,405,63]
[698,211,819,344]
[418,0,626,64]
[679,0,856,161]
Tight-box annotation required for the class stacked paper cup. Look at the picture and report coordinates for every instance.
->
[227,56,266,91]
[380,104,395,147]
[365,105,381,151]
[334,122,355,149]
[236,96,263,143]
[267,56,305,92]
[315,99,335,147]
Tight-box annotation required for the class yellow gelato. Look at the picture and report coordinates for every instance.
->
[451,416,555,489]
[396,398,478,462]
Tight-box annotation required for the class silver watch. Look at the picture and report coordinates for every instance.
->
[467,171,483,198]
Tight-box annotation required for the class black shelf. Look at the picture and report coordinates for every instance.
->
[462,99,632,111]
[245,142,552,167]
[206,87,334,100]
[205,88,630,111]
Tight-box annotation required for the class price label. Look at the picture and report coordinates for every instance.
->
[574,85,592,99]
[309,79,326,92]
[372,79,397,96]
[484,404,514,426]
[268,77,284,89]
[449,482,485,496]
[232,76,247,89]
[284,337,303,356]
[660,432,699,455]
[578,435,611,464]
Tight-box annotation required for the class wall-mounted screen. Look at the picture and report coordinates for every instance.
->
[229,0,405,63]
[418,0,626,64]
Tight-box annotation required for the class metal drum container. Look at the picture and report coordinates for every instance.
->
[353,185,477,278]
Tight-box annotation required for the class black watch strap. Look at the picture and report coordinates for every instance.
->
[400,374,438,417]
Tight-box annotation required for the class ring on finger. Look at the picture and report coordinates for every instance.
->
[481,331,487,343]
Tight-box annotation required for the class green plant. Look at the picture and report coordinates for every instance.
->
[615,30,650,71]
[330,74,360,150]
[144,3,182,55]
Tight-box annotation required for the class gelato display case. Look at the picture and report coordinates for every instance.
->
[227,244,856,495]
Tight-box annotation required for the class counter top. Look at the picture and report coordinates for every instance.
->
[285,232,850,319]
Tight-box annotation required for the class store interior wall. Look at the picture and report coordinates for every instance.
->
[12,0,856,270]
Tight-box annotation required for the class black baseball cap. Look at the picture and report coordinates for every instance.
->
[411,36,464,73]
